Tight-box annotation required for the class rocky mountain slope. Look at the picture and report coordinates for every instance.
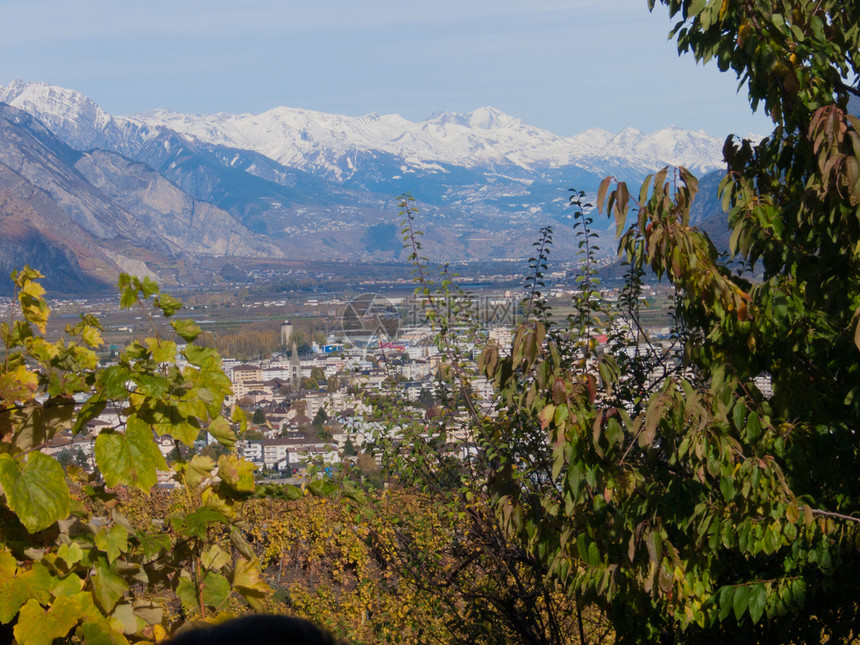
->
[0,103,281,293]
[0,80,739,293]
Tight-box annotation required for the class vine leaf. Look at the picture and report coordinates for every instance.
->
[95,421,167,492]
[91,558,128,613]
[201,572,231,610]
[0,364,39,404]
[94,525,129,564]
[171,318,202,342]
[15,592,101,645]
[217,454,256,493]
[175,575,198,614]
[0,452,70,533]
[0,556,53,623]
[16,599,78,645]
[232,557,270,610]
[180,455,216,489]
[207,416,236,449]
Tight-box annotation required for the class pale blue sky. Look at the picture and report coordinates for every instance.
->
[0,0,772,138]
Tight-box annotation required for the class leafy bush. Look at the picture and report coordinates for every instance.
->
[0,269,268,643]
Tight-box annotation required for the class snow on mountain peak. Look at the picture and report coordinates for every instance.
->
[133,100,729,175]
[2,80,732,177]
[0,80,113,143]
[467,106,520,129]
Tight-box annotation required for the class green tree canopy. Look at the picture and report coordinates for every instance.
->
[485,0,860,640]
[363,2,860,642]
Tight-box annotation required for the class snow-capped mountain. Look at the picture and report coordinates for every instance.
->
[0,80,737,293]
[0,79,156,156]
[0,80,727,180]
[136,104,725,179]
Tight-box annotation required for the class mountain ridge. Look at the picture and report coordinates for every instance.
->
[0,80,737,294]
[0,80,731,177]
[0,101,286,292]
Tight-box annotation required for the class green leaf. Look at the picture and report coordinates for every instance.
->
[176,575,198,614]
[91,558,128,613]
[111,603,139,636]
[57,542,84,567]
[50,574,83,600]
[717,586,734,621]
[154,293,182,318]
[150,407,199,446]
[94,421,168,492]
[5,397,75,451]
[97,365,132,399]
[747,412,762,442]
[94,525,128,564]
[3,403,46,452]
[720,476,735,501]
[0,452,70,532]
[145,338,177,364]
[230,404,247,434]
[118,282,137,310]
[133,373,170,399]
[15,592,100,645]
[732,399,746,431]
[791,579,806,607]
[137,532,171,560]
[171,318,202,342]
[230,526,256,560]
[78,621,123,645]
[341,480,366,505]
[72,400,107,436]
[207,415,236,449]
[201,572,231,610]
[748,583,767,624]
[184,345,220,369]
[200,545,231,572]
[80,324,103,349]
[140,276,159,299]
[606,417,624,451]
[687,0,707,19]
[131,600,163,626]
[307,478,338,497]
[762,526,780,554]
[732,585,750,621]
[280,483,304,500]
[646,530,662,564]
[181,507,228,539]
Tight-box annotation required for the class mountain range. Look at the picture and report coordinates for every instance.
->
[0,80,734,294]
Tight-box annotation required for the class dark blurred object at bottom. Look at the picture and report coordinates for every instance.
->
[165,614,338,645]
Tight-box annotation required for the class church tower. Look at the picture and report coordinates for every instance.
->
[289,341,301,383]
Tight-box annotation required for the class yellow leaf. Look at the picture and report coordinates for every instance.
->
[217,455,256,493]
[232,557,270,610]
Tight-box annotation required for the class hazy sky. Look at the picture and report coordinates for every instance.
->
[0,0,773,138]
